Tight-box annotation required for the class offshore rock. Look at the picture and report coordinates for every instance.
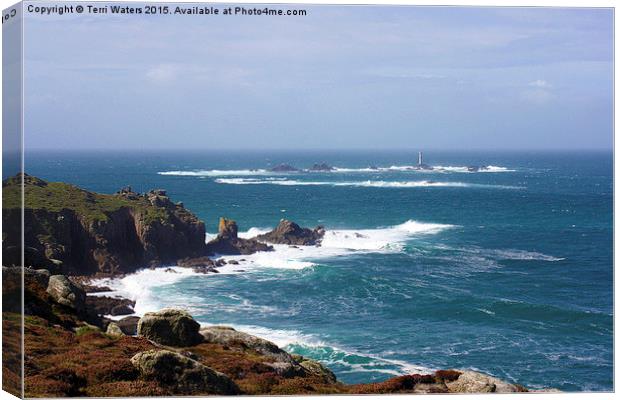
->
[130,349,240,395]
[137,308,203,347]
[218,217,238,239]
[271,164,299,172]
[255,219,325,246]
[206,218,273,255]
[177,256,219,274]
[309,163,335,171]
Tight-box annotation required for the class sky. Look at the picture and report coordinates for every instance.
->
[22,4,613,150]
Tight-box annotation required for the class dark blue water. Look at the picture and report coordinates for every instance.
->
[25,150,613,391]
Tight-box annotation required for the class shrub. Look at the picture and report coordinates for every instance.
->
[435,369,462,382]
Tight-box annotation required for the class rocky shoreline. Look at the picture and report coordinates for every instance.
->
[2,174,552,395]
[4,265,540,396]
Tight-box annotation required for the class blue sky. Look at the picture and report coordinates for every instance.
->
[23,4,613,150]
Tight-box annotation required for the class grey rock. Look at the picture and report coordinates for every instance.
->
[445,370,520,393]
[294,355,338,384]
[130,349,239,395]
[200,326,293,363]
[46,275,86,311]
[255,219,325,246]
[106,322,125,337]
[137,308,202,346]
[117,316,140,336]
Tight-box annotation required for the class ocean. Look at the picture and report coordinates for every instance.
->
[24,149,613,391]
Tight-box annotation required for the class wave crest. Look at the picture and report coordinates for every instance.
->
[214,178,522,189]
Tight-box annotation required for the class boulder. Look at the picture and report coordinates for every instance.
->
[46,275,86,311]
[116,316,140,336]
[200,326,293,364]
[106,322,124,337]
[294,355,338,384]
[255,219,325,246]
[137,308,202,346]
[177,256,219,274]
[130,350,239,395]
[445,370,520,393]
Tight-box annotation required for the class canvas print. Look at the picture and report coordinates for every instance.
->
[2,1,613,397]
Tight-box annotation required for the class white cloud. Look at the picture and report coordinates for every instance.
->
[146,64,180,83]
[528,79,551,88]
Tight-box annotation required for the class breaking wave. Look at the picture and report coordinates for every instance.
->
[158,169,271,177]
[158,165,514,176]
[218,324,432,379]
[214,178,523,190]
[215,220,456,272]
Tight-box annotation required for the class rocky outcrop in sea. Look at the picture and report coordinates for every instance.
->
[205,218,273,255]
[255,219,325,246]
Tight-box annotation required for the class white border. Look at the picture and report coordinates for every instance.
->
[0,1,615,400]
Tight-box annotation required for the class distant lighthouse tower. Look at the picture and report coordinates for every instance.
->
[416,151,433,170]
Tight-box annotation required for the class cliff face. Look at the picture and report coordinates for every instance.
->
[3,174,208,275]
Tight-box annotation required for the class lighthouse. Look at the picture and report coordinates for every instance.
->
[416,151,433,170]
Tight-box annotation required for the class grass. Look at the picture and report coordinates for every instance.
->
[3,174,169,224]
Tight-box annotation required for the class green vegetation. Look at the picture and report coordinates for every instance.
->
[3,174,169,224]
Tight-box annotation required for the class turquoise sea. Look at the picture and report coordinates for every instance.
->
[25,150,613,391]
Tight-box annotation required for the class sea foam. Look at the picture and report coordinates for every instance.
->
[90,266,201,316]
[205,323,433,378]
[158,169,272,177]
[214,178,522,190]
[158,165,515,176]
[215,220,456,273]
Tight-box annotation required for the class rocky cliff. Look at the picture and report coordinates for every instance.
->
[2,174,208,275]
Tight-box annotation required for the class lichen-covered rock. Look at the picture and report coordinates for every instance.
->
[46,275,86,311]
[200,326,293,363]
[106,322,124,337]
[293,355,338,384]
[445,370,520,393]
[255,219,325,246]
[137,308,202,346]
[116,316,140,336]
[130,350,239,395]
